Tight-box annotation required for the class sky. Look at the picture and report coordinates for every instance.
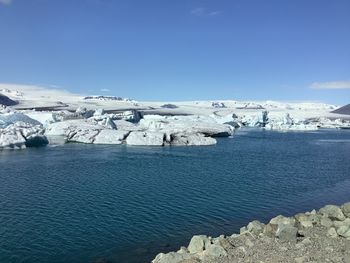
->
[0,0,349,104]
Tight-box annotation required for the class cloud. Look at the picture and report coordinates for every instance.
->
[310,80,350,90]
[0,0,12,5]
[190,7,221,17]
[100,88,110,92]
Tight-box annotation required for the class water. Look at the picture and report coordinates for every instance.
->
[1,129,350,263]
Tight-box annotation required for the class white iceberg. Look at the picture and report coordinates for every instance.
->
[126,131,165,146]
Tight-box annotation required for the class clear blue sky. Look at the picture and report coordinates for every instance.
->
[0,0,349,103]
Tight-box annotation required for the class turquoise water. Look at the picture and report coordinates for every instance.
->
[1,129,350,263]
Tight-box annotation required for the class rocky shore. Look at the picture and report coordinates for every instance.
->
[152,202,350,263]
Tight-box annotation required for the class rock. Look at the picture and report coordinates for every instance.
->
[93,130,129,144]
[333,218,350,228]
[319,205,346,221]
[270,215,296,226]
[177,247,189,254]
[263,223,278,238]
[216,237,233,251]
[320,217,333,228]
[327,227,338,238]
[295,213,313,228]
[300,237,312,245]
[245,238,254,248]
[337,226,350,238]
[294,256,308,263]
[204,244,227,257]
[341,203,350,218]
[152,252,192,263]
[126,131,165,146]
[247,220,265,235]
[187,235,211,254]
[276,225,298,241]
[0,94,18,106]
[240,226,247,234]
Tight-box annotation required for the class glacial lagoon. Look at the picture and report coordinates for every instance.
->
[1,129,350,263]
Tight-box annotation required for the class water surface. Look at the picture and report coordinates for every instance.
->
[1,129,350,263]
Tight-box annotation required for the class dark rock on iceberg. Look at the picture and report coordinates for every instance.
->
[0,94,18,106]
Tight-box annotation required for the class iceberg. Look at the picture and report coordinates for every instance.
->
[126,131,165,146]
[0,122,48,149]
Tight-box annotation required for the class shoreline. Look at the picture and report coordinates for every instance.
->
[152,202,350,263]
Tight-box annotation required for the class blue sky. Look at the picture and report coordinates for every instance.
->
[0,0,349,103]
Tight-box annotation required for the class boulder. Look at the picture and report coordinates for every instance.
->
[263,223,278,238]
[336,226,350,238]
[0,94,17,106]
[276,225,298,241]
[152,252,192,263]
[333,218,350,228]
[270,215,296,226]
[247,220,265,235]
[187,235,211,254]
[267,215,297,241]
[204,244,227,257]
[320,217,333,228]
[327,227,338,238]
[319,205,346,221]
[295,213,314,228]
[341,202,350,218]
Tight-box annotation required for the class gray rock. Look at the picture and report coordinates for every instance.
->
[333,218,350,228]
[320,217,333,228]
[177,247,189,254]
[276,225,298,241]
[337,226,350,238]
[240,226,247,234]
[294,256,308,263]
[295,213,313,228]
[341,202,350,218]
[188,235,210,254]
[319,205,346,221]
[263,223,278,238]
[152,252,192,263]
[327,227,338,238]
[204,244,227,257]
[270,215,296,226]
[247,220,265,235]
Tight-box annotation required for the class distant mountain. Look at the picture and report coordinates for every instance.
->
[0,94,18,106]
[331,104,350,115]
